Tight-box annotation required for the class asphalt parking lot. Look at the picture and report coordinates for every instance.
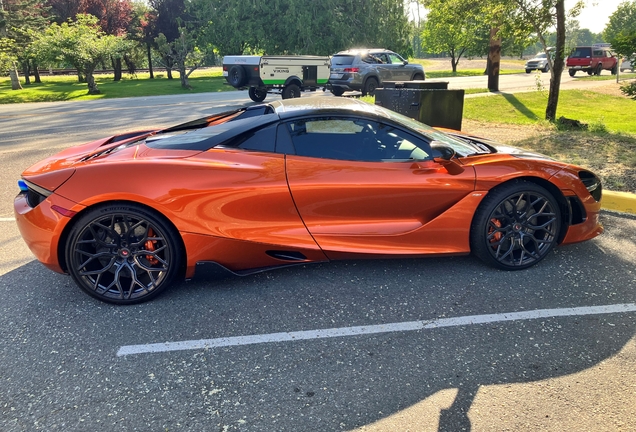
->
[1,210,635,431]
[1,91,635,431]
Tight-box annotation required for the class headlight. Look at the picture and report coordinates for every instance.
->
[579,170,602,202]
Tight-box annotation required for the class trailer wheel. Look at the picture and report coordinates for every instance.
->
[228,65,247,87]
[282,84,301,99]
[248,87,267,102]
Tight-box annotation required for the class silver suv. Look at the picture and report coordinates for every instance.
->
[328,49,425,96]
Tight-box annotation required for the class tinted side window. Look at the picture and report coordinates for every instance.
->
[218,123,277,152]
[286,117,431,162]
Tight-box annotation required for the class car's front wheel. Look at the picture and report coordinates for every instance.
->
[65,203,182,304]
[470,181,561,270]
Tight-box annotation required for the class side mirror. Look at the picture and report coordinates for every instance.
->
[430,141,465,175]
[403,60,408,65]
[430,140,455,160]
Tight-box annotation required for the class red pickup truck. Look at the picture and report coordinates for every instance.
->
[566,46,617,76]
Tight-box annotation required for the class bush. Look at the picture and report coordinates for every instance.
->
[620,81,636,99]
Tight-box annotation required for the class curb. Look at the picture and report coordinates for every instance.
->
[603,191,636,214]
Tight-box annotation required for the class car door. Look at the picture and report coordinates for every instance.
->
[280,116,477,257]
[386,52,412,80]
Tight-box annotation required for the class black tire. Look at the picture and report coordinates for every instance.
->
[568,69,576,77]
[595,63,602,76]
[525,69,532,74]
[611,64,617,75]
[282,83,301,99]
[227,65,247,88]
[65,203,182,304]
[587,69,593,75]
[542,63,549,73]
[362,77,379,96]
[331,87,345,97]
[248,86,267,102]
[470,181,561,270]
[412,73,424,80]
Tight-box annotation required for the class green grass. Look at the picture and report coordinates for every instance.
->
[426,69,524,78]
[571,73,636,81]
[463,90,636,133]
[0,68,230,104]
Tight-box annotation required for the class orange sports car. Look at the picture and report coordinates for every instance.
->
[14,98,603,304]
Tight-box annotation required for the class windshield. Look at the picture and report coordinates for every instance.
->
[373,105,490,156]
[535,53,547,59]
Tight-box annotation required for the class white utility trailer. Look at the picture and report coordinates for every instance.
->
[223,55,330,102]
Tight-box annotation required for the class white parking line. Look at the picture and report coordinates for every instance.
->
[116,303,636,357]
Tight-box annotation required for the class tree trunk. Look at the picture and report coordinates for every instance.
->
[21,61,31,85]
[546,1,565,122]
[178,63,190,89]
[113,57,122,81]
[487,27,501,92]
[85,67,100,94]
[9,62,22,90]
[33,62,41,83]
[147,43,154,79]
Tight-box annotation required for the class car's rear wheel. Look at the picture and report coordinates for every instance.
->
[595,63,603,75]
[282,83,301,99]
[65,203,181,304]
[568,69,576,77]
[362,77,379,96]
[248,86,267,102]
[611,64,617,75]
[470,181,561,270]
[413,73,424,80]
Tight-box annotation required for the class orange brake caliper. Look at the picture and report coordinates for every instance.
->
[489,219,503,243]
[145,227,159,265]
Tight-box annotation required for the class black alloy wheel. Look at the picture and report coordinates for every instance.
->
[470,181,561,270]
[66,204,181,304]
[248,87,267,102]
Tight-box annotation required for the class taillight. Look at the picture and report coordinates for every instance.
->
[223,65,228,71]
[344,67,359,73]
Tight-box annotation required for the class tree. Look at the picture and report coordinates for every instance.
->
[421,0,483,72]
[155,28,204,88]
[604,0,636,43]
[507,0,583,122]
[31,14,127,94]
[0,0,49,86]
[149,0,188,79]
[190,0,412,57]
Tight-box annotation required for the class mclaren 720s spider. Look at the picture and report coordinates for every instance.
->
[14,98,603,304]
